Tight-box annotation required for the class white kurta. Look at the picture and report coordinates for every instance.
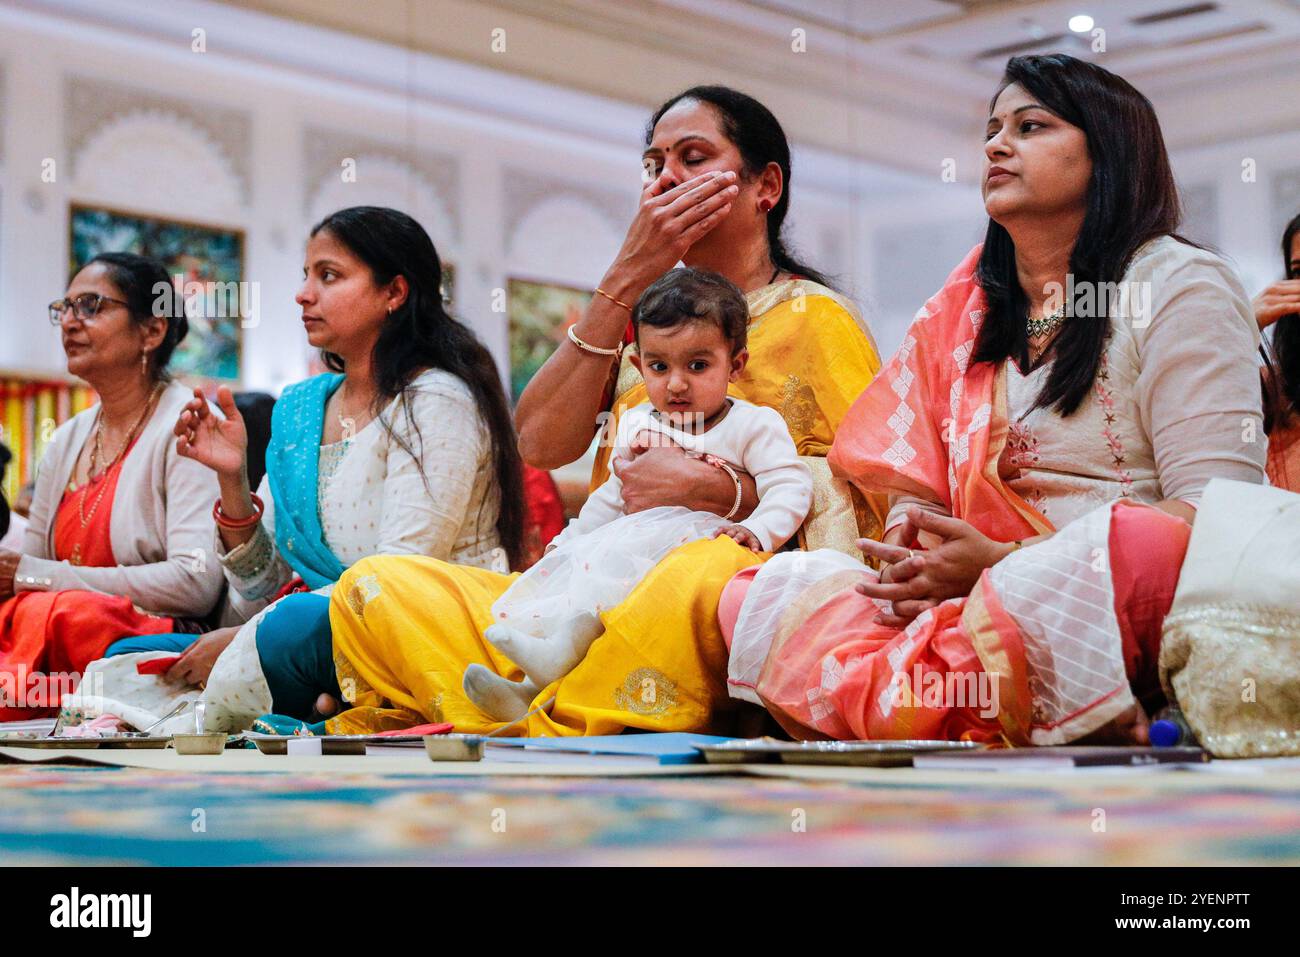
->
[888,236,1267,532]
[217,368,507,622]
[69,369,510,733]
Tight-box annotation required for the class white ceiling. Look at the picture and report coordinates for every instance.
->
[493,0,1300,167]
[16,0,1300,183]
[685,0,1295,56]
[650,0,1300,85]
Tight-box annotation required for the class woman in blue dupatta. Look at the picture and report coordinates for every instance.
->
[105,207,525,724]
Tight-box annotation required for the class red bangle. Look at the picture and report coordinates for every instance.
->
[214,494,264,530]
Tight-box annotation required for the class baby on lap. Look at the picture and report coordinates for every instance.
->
[463,267,812,721]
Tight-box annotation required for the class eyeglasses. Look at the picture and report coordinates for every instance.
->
[48,293,131,326]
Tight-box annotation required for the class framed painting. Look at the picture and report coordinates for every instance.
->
[507,277,593,404]
[69,204,245,381]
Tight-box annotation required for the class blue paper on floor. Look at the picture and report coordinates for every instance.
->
[485,732,733,765]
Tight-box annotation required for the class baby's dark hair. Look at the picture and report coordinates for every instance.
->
[633,268,748,356]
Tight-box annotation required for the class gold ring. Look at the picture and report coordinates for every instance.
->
[907,549,915,560]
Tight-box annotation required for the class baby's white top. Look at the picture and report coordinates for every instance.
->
[553,398,813,552]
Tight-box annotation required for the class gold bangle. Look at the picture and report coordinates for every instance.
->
[566,323,623,359]
[711,459,743,521]
[595,287,633,312]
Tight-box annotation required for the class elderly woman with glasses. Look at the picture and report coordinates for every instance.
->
[0,252,223,721]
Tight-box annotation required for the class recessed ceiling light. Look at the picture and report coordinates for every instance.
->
[1069,14,1095,33]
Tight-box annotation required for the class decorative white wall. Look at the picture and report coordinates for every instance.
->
[0,2,664,394]
[1,0,1296,395]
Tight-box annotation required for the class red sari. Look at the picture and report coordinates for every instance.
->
[520,465,565,571]
[0,446,174,720]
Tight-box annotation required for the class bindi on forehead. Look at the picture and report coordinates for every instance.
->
[644,134,717,159]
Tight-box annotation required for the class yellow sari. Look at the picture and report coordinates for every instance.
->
[327,280,882,735]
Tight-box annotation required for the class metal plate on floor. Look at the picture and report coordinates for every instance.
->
[696,738,985,767]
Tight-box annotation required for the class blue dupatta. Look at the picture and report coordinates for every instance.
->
[266,372,347,590]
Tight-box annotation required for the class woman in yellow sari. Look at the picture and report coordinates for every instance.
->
[326,86,882,736]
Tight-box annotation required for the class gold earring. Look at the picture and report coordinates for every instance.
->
[140,349,148,377]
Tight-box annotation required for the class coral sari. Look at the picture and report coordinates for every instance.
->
[736,247,1181,744]
[0,443,174,720]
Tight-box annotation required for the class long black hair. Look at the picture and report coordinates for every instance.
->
[1263,212,1300,432]
[80,251,189,383]
[0,443,11,541]
[311,206,525,569]
[646,85,833,289]
[973,54,1191,417]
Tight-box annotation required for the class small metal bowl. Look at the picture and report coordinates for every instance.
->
[424,734,484,762]
[172,732,228,755]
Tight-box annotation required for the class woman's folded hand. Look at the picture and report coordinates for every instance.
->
[856,507,1014,627]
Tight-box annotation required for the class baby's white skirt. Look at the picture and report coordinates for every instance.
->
[490,506,729,638]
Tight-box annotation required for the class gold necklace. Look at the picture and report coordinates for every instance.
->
[89,384,161,476]
[79,385,163,527]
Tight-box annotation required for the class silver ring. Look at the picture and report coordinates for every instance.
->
[906,549,915,561]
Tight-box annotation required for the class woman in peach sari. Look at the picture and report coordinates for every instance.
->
[727,55,1267,745]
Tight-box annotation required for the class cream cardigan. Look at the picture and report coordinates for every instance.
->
[16,380,225,618]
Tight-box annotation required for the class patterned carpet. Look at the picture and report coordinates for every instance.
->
[2,761,1298,865]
